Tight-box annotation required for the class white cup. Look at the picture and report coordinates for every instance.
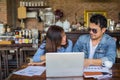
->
[104,61,113,69]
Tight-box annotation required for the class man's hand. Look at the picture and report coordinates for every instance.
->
[84,59,92,67]
[84,59,102,67]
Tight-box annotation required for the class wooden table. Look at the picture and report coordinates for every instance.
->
[0,47,19,79]
[6,63,120,80]
[0,44,34,80]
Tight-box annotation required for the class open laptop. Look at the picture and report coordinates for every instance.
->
[46,52,84,77]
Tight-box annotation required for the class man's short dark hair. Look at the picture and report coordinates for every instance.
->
[90,14,107,28]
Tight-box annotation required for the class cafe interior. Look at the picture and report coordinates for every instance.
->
[0,0,120,80]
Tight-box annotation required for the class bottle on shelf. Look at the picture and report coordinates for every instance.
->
[63,19,70,32]
[18,31,22,44]
[14,30,19,44]
[21,29,25,43]
[25,29,29,44]
[28,30,32,43]
[31,28,39,48]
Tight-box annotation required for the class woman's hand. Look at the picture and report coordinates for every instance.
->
[40,55,46,61]
[28,61,45,66]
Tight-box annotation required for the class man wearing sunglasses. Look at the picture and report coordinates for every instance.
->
[73,14,116,68]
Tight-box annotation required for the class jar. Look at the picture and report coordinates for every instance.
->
[43,8,55,32]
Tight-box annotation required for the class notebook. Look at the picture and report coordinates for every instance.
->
[46,52,84,77]
[83,66,111,78]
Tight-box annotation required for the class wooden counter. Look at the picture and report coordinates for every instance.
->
[66,30,120,47]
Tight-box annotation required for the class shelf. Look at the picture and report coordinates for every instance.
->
[26,6,49,11]
[26,6,49,8]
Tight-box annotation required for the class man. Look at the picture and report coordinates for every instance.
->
[73,14,116,67]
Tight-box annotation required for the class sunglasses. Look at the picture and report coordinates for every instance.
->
[88,28,97,34]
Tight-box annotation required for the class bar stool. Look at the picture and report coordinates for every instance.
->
[19,47,37,66]
[0,47,19,78]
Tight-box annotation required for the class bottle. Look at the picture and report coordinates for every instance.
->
[28,30,32,43]
[55,20,63,27]
[19,31,22,38]
[6,26,11,36]
[7,26,11,33]
[40,0,44,6]
[32,38,38,48]
[15,37,19,44]
[31,28,39,48]
[21,29,25,43]
[15,30,19,38]
[25,30,29,44]
[18,31,22,44]
[44,0,48,6]
[63,19,70,32]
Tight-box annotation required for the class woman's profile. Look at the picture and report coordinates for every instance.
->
[28,25,73,65]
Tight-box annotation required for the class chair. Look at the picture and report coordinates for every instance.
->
[0,47,19,79]
[19,47,37,66]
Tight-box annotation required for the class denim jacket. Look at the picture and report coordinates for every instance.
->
[73,34,116,64]
[33,39,73,62]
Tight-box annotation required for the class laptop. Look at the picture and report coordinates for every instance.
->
[46,52,84,77]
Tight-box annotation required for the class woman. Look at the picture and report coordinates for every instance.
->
[29,25,73,65]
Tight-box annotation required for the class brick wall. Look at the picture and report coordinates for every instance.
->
[48,0,120,23]
[26,0,120,30]
[0,0,7,24]
[0,0,120,29]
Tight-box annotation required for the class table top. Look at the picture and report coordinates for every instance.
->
[6,63,120,80]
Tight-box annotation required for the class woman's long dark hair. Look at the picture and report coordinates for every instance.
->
[46,25,68,52]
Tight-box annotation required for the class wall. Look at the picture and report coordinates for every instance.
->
[26,0,120,30]
[49,0,120,23]
[0,0,7,24]
[0,0,120,29]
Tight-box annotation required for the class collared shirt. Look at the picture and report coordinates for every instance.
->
[73,34,116,64]
[33,39,73,62]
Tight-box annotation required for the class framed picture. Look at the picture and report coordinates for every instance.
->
[84,10,107,27]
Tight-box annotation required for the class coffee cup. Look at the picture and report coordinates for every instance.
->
[104,61,113,69]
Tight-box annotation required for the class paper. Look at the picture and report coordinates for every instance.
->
[13,66,46,76]
[83,66,112,78]
[84,66,110,73]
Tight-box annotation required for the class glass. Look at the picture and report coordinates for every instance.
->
[32,38,38,49]
[43,8,55,32]
[31,28,39,48]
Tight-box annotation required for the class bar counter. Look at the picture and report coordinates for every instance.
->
[0,30,120,47]
[66,30,120,46]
